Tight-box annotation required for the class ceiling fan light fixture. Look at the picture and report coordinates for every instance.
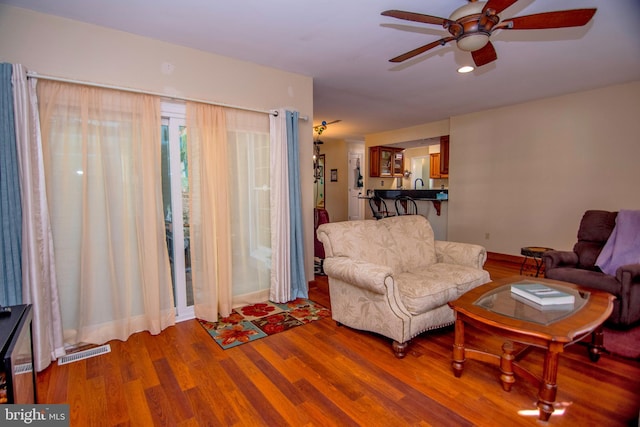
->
[456,33,489,52]
[448,1,486,21]
[383,4,598,68]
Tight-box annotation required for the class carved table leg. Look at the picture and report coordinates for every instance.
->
[499,341,516,392]
[588,325,605,362]
[537,348,560,421]
[452,317,465,378]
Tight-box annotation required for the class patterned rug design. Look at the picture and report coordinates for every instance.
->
[198,298,331,350]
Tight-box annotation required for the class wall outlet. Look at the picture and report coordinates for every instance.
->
[380,180,384,186]
[485,233,490,240]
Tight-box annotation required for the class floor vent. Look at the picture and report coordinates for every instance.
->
[14,362,33,374]
[58,344,111,365]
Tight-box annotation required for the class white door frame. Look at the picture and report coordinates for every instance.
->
[348,150,365,220]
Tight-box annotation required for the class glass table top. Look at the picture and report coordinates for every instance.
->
[474,281,589,326]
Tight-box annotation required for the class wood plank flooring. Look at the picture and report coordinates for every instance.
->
[36,256,640,426]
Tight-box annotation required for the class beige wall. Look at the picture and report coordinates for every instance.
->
[319,140,349,222]
[0,6,316,280]
[365,120,450,147]
[449,80,640,255]
[316,139,366,222]
[367,80,640,256]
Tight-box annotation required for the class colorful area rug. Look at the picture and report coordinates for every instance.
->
[198,298,331,350]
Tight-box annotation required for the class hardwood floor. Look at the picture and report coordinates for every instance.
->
[37,256,640,426]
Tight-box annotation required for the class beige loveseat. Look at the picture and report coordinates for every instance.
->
[317,215,490,358]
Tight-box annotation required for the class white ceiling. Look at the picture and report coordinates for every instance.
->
[3,0,640,141]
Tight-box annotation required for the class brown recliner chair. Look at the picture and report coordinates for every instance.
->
[543,210,640,328]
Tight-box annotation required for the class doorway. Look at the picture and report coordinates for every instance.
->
[348,151,364,220]
[411,156,430,188]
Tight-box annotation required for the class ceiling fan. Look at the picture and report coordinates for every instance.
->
[381,0,597,67]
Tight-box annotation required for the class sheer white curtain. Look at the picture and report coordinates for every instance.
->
[226,109,271,305]
[187,104,272,317]
[270,109,292,302]
[269,109,307,303]
[12,65,65,371]
[186,102,232,320]
[37,81,175,345]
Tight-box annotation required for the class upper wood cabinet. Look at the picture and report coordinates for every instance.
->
[370,146,404,177]
[392,150,404,176]
[430,135,450,179]
[429,153,442,179]
[439,135,449,176]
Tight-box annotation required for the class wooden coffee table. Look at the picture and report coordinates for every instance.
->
[448,276,614,421]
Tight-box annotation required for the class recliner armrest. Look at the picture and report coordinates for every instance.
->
[434,241,487,269]
[323,257,393,295]
[615,263,640,326]
[543,250,578,270]
[616,263,640,283]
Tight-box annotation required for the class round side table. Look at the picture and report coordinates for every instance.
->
[520,246,554,277]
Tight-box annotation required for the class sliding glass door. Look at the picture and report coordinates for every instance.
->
[161,104,272,317]
[161,103,193,320]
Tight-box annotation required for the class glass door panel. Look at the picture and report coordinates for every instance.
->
[161,110,193,320]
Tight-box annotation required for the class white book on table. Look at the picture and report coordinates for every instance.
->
[512,294,575,311]
[510,283,575,306]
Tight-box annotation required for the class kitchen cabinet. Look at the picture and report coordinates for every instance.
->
[370,146,404,177]
[429,136,450,179]
[392,150,404,176]
[430,153,442,179]
[439,135,449,176]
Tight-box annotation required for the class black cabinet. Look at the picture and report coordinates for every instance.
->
[0,305,36,404]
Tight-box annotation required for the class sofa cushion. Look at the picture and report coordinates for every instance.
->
[394,272,458,315]
[317,220,403,272]
[427,263,491,295]
[380,215,438,272]
[394,264,489,315]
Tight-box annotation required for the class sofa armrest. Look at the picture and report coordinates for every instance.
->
[434,241,487,269]
[542,250,578,270]
[323,257,393,295]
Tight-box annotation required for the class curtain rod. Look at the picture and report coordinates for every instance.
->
[25,72,309,121]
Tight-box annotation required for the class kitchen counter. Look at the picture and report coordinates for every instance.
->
[374,189,448,215]
[374,189,447,200]
[371,189,448,240]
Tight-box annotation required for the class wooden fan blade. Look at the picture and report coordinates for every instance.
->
[504,9,597,30]
[483,0,518,15]
[389,37,455,63]
[381,10,451,27]
[471,42,498,67]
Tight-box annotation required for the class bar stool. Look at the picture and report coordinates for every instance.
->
[395,196,418,216]
[369,196,395,220]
